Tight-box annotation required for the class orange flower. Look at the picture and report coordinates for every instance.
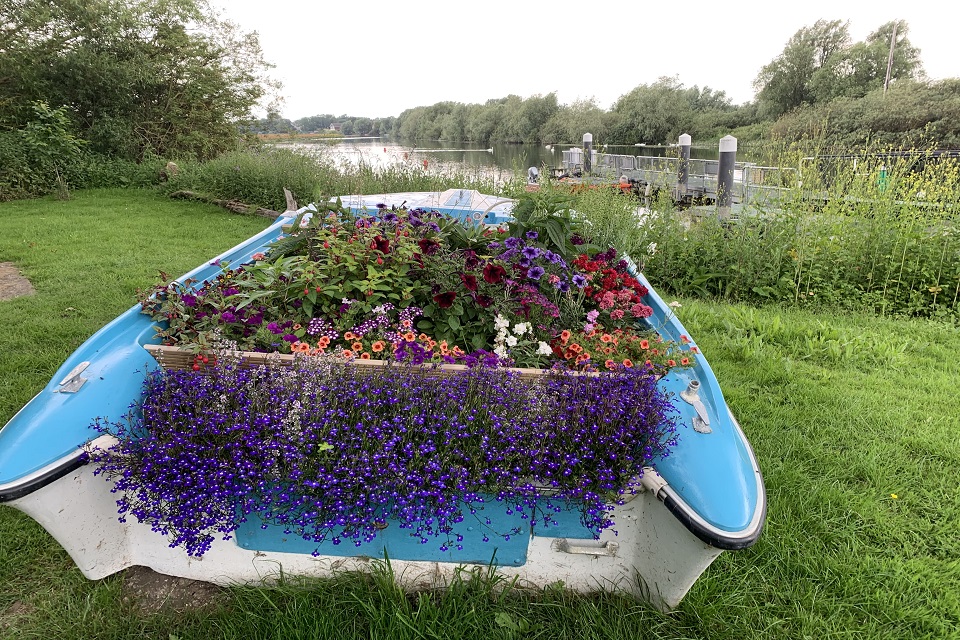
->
[560,330,571,343]
[439,340,448,351]
[360,352,371,360]
[639,339,649,349]
[293,324,302,330]
[401,319,412,328]
[605,359,616,369]
[418,333,429,341]
[600,333,612,343]
[623,359,634,368]
[371,341,385,352]
[690,346,699,353]
[680,334,690,343]
[341,349,354,358]
[603,347,614,355]
[403,331,416,342]
[586,329,597,338]
[569,343,582,353]
[352,341,364,352]
[344,331,357,341]
[680,357,690,365]
[318,336,331,348]
[667,359,676,367]
[451,346,465,357]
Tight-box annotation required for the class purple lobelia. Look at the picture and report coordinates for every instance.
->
[89,357,678,558]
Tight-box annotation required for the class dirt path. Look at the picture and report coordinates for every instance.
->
[0,262,35,301]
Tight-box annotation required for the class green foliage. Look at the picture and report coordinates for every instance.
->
[506,189,589,262]
[629,152,960,321]
[755,19,923,119]
[0,0,276,162]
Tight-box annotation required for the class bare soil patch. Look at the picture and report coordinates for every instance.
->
[0,262,35,301]
[121,566,227,615]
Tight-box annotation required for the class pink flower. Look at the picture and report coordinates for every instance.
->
[252,252,266,261]
[610,309,625,320]
[599,291,616,310]
[630,303,654,318]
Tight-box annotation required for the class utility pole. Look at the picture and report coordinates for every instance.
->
[883,21,898,96]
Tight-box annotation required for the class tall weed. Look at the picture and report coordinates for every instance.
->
[576,149,960,321]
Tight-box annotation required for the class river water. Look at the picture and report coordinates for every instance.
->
[275,137,732,182]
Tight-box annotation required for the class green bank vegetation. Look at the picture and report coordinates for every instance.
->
[1,190,958,639]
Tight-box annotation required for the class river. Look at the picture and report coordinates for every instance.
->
[273,137,737,182]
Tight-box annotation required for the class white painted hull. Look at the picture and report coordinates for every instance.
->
[11,446,720,610]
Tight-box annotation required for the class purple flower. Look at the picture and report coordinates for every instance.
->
[525,231,538,240]
[282,334,298,342]
[503,236,521,250]
[521,246,540,260]
[527,266,545,280]
[220,311,236,323]
[267,322,282,334]
[572,274,587,288]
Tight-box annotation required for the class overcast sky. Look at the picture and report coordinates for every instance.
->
[211,0,959,120]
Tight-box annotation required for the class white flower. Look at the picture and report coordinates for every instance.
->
[494,345,509,358]
[668,301,682,309]
[647,242,658,255]
[513,322,529,336]
[537,341,553,355]
[494,314,510,330]
[505,335,518,347]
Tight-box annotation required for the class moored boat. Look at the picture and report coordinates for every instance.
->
[0,189,764,610]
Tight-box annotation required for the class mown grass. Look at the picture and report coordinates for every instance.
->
[1,189,958,639]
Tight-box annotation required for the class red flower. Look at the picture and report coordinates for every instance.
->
[418,238,440,255]
[475,294,493,308]
[372,236,391,254]
[460,273,478,291]
[482,263,507,284]
[433,291,456,308]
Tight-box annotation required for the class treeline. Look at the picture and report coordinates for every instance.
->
[261,19,960,152]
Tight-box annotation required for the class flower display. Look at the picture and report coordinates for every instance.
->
[112,194,701,557]
[137,199,693,372]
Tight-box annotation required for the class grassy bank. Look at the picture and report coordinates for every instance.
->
[1,190,958,639]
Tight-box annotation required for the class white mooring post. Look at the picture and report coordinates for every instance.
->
[717,135,737,218]
[583,132,593,174]
[677,133,691,198]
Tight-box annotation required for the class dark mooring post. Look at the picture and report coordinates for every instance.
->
[583,132,593,174]
[717,135,737,218]
[677,133,691,198]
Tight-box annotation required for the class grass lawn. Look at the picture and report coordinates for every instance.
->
[1,189,958,639]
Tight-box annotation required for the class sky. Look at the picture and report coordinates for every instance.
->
[211,0,960,121]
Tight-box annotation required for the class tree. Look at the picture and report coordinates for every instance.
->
[754,20,851,118]
[609,77,698,144]
[0,0,278,160]
[810,21,923,101]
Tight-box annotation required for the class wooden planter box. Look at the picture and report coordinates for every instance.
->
[143,344,559,381]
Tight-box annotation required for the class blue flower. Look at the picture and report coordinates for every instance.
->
[572,274,587,288]
[528,266,545,280]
